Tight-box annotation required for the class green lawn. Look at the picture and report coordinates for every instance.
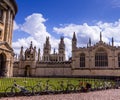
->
[0,77,115,93]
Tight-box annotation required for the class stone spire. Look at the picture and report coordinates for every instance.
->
[58,36,65,61]
[72,32,77,50]
[46,37,49,44]
[20,46,24,60]
[30,41,33,49]
[44,36,51,54]
[59,36,65,54]
[100,32,102,42]
[72,32,77,41]
[112,37,114,46]
[43,36,51,61]
[89,38,91,47]
[33,46,36,60]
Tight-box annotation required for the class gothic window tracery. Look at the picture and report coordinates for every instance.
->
[95,48,108,67]
[80,53,85,67]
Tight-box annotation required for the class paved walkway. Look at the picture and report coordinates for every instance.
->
[1,89,120,100]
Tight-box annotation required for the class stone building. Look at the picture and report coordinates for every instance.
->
[0,0,17,77]
[13,32,120,77]
[1,0,120,77]
[72,32,120,76]
[14,37,71,77]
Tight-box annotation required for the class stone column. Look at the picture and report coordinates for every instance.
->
[4,9,10,42]
[8,11,12,45]
[9,12,13,46]
[5,59,9,77]
[10,56,14,77]
[3,10,6,28]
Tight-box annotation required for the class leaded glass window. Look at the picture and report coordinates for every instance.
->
[80,53,85,67]
[95,48,108,67]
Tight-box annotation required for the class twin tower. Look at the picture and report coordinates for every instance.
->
[19,36,66,62]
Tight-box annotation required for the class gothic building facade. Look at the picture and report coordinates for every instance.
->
[14,37,71,77]
[13,32,120,77]
[0,0,17,77]
[1,0,120,77]
[72,32,120,76]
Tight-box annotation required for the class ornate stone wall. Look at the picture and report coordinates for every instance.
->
[13,32,120,77]
[0,0,17,77]
[72,33,120,77]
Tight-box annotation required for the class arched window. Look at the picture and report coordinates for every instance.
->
[95,48,108,67]
[118,53,120,67]
[80,53,85,67]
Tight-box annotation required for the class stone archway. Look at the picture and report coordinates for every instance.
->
[0,53,6,76]
[24,65,30,77]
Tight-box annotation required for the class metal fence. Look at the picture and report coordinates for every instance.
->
[0,76,119,97]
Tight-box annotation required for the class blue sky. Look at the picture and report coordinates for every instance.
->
[13,0,120,59]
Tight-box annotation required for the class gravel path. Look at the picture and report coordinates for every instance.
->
[1,89,120,100]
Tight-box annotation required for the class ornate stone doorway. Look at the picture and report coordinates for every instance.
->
[0,53,6,76]
[24,65,30,77]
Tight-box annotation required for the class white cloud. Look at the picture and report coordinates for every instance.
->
[53,19,120,47]
[13,13,60,58]
[64,38,72,58]
[20,13,50,40]
[13,13,120,60]
[96,20,120,42]
[13,21,19,31]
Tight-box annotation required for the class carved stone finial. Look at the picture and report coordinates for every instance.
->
[30,41,33,49]
[72,32,77,41]
[100,32,102,42]
[89,38,91,46]
[112,37,114,46]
